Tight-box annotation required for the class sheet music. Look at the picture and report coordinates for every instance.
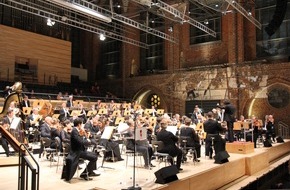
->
[166,125,178,135]
[10,117,21,130]
[101,126,115,140]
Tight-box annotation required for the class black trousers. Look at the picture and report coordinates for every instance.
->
[79,151,97,174]
[1,137,10,157]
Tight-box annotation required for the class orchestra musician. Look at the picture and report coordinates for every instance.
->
[25,107,43,142]
[60,120,72,144]
[77,103,87,123]
[21,95,31,108]
[203,111,225,159]
[251,116,262,148]
[266,115,276,143]
[121,118,155,169]
[58,102,70,122]
[0,108,15,157]
[66,95,74,108]
[191,105,202,124]
[156,118,183,171]
[179,118,201,162]
[62,118,100,182]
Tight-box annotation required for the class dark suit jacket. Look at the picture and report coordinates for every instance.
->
[40,123,51,138]
[179,126,199,147]
[58,108,69,122]
[156,129,180,157]
[203,119,223,135]
[21,100,30,107]
[61,127,91,181]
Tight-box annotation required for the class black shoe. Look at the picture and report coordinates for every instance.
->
[178,168,183,171]
[150,163,155,167]
[80,174,92,181]
[88,172,100,177]
[194,159,200,162]
[117,158,124,161]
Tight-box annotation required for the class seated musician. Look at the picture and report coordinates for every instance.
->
[25,107,43,142]
[156,118,183,171]
[0,108,15,157]
[121,118,155,169]
[98,117,124,162]
[77,103,87,123]
[62,118,100,182]
[266,115,276,143]
[21,95,31,107]
[50,118,61,149]
[60,120,72,144]
[203,112,225,159]
[39,116,53,158]
[58,102,70,122]
[179,118,201,162]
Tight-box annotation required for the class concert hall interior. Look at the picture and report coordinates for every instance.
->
[0,0,290,190]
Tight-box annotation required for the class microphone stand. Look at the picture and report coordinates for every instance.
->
[122,120,141,190]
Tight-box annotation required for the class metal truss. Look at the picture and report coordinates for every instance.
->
[224,0,261,29]
[49,0,177,43]
[0,0,149,48]
[132,0,217,37]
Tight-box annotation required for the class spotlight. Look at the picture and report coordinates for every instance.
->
[204,19,209,25]
[47,18,55,26]
[99,34,106,41]
[168,27,173,32]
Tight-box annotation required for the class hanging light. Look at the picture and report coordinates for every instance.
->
[99,34,106,41]
[47,18,55,26]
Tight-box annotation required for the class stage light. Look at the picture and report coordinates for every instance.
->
[49,0,112,23]
[99,34,106,41]
[47,18,55,26]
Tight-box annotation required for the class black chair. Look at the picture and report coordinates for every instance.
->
[40,137,58,167]
[151,140,171,167]
[179,136,198,164]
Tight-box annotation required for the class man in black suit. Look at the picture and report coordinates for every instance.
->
[0,108,15,157]
[157,119,183,171]
[58,102,70,122]
[21,95,30,107]
[62,118,99,181]
[203,112,225,159]
[218,100,236,142]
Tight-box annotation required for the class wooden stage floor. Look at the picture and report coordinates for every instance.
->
[0,140,290,190]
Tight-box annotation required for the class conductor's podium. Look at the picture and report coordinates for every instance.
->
[226,141,254,154]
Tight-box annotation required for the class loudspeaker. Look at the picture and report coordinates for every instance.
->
[214,151,230,164]
[154,165,178,184]
[263,139,272,147]
[276,136,284,143]
[265,0,288,36]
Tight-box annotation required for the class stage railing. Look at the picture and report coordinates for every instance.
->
[18,144,40,190]
[277,121,290,139]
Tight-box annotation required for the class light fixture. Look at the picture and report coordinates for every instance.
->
[47,18,55,26]
[204,19,209,25]
[99,34,106,41]
[49,0,112,23]
[168,26,173,32]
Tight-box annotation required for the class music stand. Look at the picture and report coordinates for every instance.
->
[98,109,108,115]
[98,126,116,170]
[52,114,60,119]
[22,107,32,115]
[115,117,124,126]
[122,126,143,190]
[70,110,81,117]
[86,110,97,117]
[112,110,121,117]
[156,109,164,116]
[144,109,152,116]
[123,110,131,116]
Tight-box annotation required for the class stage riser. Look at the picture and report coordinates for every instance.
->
[154,141,290,190]
[154,159,246,190]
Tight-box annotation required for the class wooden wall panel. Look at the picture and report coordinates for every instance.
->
[0,24,71,83]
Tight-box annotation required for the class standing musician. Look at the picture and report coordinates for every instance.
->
[266,115,276,143]
[179,118,201,162]
[203,111,225,159]
[62,118,100,182]
[251,116,262,148]
[217,100,236,142]
[156,118,183,171]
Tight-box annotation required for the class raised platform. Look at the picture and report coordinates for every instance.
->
[226,142,255,154]
[151,140,290,190]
